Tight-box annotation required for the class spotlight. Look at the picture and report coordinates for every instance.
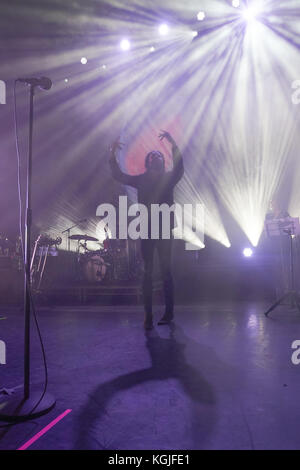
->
[80,57,87,65]
[159,23,169,35]
[102,64,107,69]
[149,46,155,52]
[64,78,68,83]
[243,247,254,258]
[242,5,259,22]
[191,30,198,38]
[120,38,131,51]
[232,0,240,7]
[197,11,206,21]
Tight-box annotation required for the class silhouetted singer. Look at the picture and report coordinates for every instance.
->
[110,131,184,329]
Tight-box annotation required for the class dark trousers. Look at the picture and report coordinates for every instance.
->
[141,238,174,317]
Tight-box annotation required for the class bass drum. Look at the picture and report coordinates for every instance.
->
[82,254,107,283]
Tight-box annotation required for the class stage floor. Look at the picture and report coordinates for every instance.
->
[0,302,299,450]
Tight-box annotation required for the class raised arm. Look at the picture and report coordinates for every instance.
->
[109,138,140,188]
[159,130,184,186]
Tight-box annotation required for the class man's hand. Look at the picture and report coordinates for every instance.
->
[110,137,124,160]
[158,130,176,146]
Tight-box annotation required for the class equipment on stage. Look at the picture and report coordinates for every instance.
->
[81,253,108,282]
[61,219,88,251]
[68,234,99,242]
[31,235,62,291]
[0,77,56,423]
[17,76,52,90]
[0,236,14,256]
[21,227,131,285]
[264,216,300,316]
[64,230,129,282]
[0,226,132,295]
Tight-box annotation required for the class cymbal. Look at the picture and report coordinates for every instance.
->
[68,234,99,242]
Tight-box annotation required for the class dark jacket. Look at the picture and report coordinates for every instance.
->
[110,144,184,209]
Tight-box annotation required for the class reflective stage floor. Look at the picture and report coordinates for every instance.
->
[0,302,299,450]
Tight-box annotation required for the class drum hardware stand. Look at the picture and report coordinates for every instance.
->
[264,222,300,317]
[31,235,62,292]
[0,82,55,422]
[62,219,87,251]
[30,234,47,292]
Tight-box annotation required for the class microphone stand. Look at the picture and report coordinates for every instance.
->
[0,84,55,422]
[62,219,87,251]
[264,226,300,316]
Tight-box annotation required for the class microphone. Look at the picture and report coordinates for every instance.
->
[17,77,52,90]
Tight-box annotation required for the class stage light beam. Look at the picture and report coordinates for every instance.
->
[120,38,131,51]
[159,23,169,36]
[242,5,259,23]
[197,11,206,21]
[243,248,254,258]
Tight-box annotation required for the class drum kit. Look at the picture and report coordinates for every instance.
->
[68,234,108,283]
[0,229,129,292]
[68,233,127,283]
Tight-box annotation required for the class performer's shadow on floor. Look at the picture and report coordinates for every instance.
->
[74,324,218,449]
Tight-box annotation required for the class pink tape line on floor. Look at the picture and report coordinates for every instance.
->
[18,409,72,450]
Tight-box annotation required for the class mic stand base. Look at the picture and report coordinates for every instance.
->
[0,391,56,423]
